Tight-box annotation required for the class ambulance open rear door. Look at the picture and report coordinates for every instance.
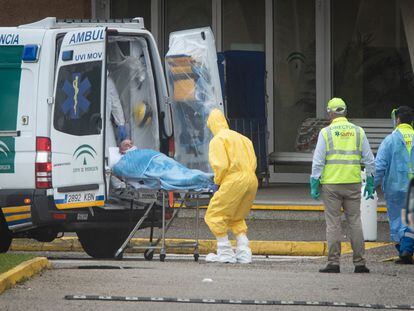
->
[51,28,107,210]
[165,27,224,173]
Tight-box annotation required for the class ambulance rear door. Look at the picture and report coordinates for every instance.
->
[0,30,44,190]
[165,27,224,172]
[51,28,107,210]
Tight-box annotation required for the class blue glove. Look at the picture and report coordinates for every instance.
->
[118,125,127,141]
[211,184,219,193]
[364,175,375,199]
[310,177,320,200]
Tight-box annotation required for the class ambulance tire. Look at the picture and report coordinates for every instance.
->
[77,228,129,259]
[0,212,12,253]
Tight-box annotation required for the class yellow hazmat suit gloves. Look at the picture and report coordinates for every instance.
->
[204,109,258,238]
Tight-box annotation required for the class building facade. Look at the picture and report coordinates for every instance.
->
[1,0,414,182]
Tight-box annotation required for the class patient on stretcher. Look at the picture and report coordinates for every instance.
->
[112,139,214,191]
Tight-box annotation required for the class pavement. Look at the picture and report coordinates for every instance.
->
[9,183,392,255]
[0,184,404,310]
[0,257,50,295]
[254,183,386,206]
[107,218,392,242]
[1,244,413,311]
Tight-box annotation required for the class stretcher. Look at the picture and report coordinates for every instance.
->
[112,177,212,261]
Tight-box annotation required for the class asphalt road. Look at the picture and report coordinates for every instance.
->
[1,245,413,311]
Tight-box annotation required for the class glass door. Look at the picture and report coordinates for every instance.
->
[273,0,316,155]
[331,0,414,119]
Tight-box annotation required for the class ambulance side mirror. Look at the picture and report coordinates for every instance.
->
[405,178,414,230]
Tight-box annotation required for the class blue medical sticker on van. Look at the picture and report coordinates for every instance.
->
[0,137,15,173]
[62,72,91,119]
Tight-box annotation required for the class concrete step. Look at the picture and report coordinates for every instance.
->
[175,207,389,222]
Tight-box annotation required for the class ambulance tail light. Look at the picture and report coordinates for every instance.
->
[36,137,52,189]
[168,137,175,158]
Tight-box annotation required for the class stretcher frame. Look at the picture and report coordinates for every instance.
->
[113,180,212,262]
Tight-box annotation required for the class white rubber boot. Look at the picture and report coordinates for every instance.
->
[236,234,252,264]
[205,236,236,263]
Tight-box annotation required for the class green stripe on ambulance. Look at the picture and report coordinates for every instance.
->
[0,45,23,173]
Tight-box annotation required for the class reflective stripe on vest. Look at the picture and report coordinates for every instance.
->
[320,119,363,184]
[325,125,361,157]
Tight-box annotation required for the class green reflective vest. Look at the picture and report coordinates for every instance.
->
[320,117,363,184]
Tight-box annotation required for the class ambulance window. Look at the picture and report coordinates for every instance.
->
[55,34,64,68]
[53,61,102,136]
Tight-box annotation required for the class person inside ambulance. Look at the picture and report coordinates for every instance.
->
[106,72,127,150]
[204,109,258,264]
[105,41,128,152]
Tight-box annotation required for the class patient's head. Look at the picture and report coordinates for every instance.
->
[120,139,134,154]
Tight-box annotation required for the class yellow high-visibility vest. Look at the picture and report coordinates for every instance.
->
[320,117,363,184]
[397,123,414,179]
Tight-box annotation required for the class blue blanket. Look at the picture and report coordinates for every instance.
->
[113,149,214,191]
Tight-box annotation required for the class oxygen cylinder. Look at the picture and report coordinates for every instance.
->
[360,171,378,241]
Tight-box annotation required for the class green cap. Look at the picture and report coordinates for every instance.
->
[327,97,347,113]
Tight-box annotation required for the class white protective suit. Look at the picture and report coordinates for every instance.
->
[106,75,126,154]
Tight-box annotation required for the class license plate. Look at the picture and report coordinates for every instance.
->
[66,192,96,203]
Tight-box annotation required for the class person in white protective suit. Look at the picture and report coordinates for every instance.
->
[106,73,127,152]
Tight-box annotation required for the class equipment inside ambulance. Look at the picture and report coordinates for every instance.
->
[0,18,223,258]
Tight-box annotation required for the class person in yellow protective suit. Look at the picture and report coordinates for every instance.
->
[204,109,258,263]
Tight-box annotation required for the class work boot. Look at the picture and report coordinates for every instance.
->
[205,236,236,263]
[319,264,340,273]
[236,234,252,264]
[354,265,370,273]
[395,251,414,265]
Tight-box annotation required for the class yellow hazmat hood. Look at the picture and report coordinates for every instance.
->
[207,109,229,136]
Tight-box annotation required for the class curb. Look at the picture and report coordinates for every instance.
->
[10,238,389,256]
[173,204,388,213]
[0,257,50,295]
[252,205,388,213]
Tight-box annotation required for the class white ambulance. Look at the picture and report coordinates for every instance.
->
[0,17,223,258]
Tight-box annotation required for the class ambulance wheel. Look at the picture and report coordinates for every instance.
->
[144,249,154,261]
[0,212,12,253]
[160,254,166,262]
[77,228,129,259]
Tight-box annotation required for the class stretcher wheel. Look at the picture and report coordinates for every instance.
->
[160,254,166,262]
[144,249,154,261]
[194,254,199,262]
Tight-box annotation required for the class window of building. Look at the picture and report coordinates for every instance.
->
[110,0,151,30]
[54,61,102,136]
[164,0,212,52]
[332,0,414,118]
[222,0,265,52]
[273,0,316,153]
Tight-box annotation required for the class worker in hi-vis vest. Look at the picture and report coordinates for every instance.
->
[375,106,414,264]
[310,98,375,273]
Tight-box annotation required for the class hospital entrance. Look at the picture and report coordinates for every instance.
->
[94,0,414,189]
